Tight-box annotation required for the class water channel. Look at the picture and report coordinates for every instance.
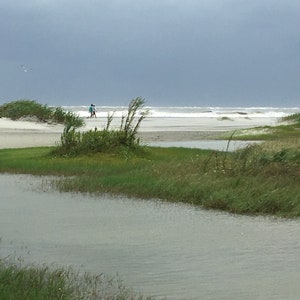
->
[147,140,261,151]
[1,174,299,299]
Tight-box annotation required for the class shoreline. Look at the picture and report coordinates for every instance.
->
[0,130,225,149]
[0,116,269,149]
[137,130,224,142]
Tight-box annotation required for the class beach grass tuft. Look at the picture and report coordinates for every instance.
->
[0,99,84,128]
[52,97,149,156]
[281,112,300,124]
[0,256,155,300]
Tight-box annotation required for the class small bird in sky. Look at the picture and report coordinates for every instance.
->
[20,64,32,72]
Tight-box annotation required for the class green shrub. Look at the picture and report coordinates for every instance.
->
[52,106,67,123]
[0,99,52,121]
[53,97,149,156]
[0,99,84,128]
[281,113,300,124]
[62,111,85,131]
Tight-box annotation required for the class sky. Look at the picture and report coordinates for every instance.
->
[1,0,300,107]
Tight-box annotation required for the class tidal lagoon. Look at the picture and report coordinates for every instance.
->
[1,174,299,299]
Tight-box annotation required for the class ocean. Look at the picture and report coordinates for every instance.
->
[63,105,300,119]
[62,106,300,134]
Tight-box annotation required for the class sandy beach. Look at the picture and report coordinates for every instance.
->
[0,115,278,149]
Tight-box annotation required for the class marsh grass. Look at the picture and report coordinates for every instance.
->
[222,112,300,140]
[281,112,300,124]
[0,257,155,300]
[53,97,149,156]
[1,139,299,217]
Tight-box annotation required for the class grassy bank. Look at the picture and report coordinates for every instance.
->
[0,257,154,300]
[0,138,299,218]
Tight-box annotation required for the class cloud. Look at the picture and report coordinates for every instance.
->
[1,0,300,106]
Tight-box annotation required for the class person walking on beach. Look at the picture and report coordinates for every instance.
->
[92,104,96,118]
[89,104,93,118]
[88,104,96,118]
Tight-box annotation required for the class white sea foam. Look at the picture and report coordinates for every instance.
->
[63,105,300,121]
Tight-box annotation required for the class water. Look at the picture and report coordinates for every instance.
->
[64,105,300,120]
[1,174,300,299]
[63,105,300,134]
[147,140,262,151]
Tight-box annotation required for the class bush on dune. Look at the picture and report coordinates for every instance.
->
[0,99,52,121]
[0,99,84,128]
[281,112,300,124]
[53,97,149,156]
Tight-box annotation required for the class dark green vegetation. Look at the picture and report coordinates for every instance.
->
[282,112,300,124]
[0,99,84,128]
[53,97,148,156]
[0,257,154,300]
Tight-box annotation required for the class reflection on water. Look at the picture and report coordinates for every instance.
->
[1,174,299,300]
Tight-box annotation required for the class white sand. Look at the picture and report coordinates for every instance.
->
[0,118,64,149]
[0,116,279,149]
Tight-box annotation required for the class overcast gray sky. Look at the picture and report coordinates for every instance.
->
[1,0,300,107]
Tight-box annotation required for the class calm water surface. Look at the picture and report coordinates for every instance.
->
[0,174,299,299]
[147,140,261,151]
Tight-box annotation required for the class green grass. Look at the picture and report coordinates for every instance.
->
[281,112,300,123]
[0,99,84,128]
[219,112,300,140]
[0,257,155,300]
[53,97,148,156]
[0,141,299,218]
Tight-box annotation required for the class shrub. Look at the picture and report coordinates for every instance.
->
[119,97,149,144]
[281,113,300,124]
[0,99,84,128]
[53,97,149,156]
[63,111,85,132]
[0,99,52,121]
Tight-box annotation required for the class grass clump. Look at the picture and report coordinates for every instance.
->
[52,97,149,156]
[0,99,84,128]
[0,260,71,300]
[221,112,300,141]
[281,112,300,124]
[0,257,155,300]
